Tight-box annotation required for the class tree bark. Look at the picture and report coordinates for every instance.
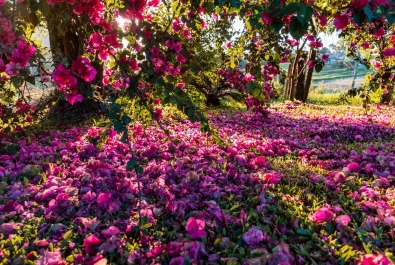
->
[294,53,307,101]
[302,48,316,102]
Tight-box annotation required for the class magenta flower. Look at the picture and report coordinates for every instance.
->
[167,242,183,257]
[185,217,207,239]
[322,54,329,61]
[52,64,78,90]
[361,42,370,49]
[383,48,395,57]
[336,215,351,226]
[101,226,121,239]
[36,251,64,265]
[352,0,368,8]
[177,82,185,89]
[334,14,349,30]
[84,235,102,254]
[253,156,266,167]
[347,162,360,172]
[65,92,83,105]
[169,257,185,265]
[309,207,334,223]
[242,226,263,247]
[71,57,97,82]
[359,254,393,265]
[269,242,295,265]
[97,192,112,208]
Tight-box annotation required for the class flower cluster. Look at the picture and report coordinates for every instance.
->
[52,57,97,104]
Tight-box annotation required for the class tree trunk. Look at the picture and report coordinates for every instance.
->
[46,6,104,96]
[302,48,316,102]
[284,62,293,101]
[294,56,307,101]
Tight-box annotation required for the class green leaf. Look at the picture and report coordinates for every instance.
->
[230,0,240,8]
[289,16,308,40]
[353,12,365,26]
[270,21,284,33]
[364,6,373,22]
[296,228,312,236]
[109,103,121,113]
[38,0,50,16]
[297,5,313,25]
[126,159,137,171]
[113,121,126,132]
[12,77,21,88]
[136,166,143,175]
[66,255,74,263]
[26,75,36,85]
[315,63,323,73]
[284,2,300,15]
[121,115,132,125]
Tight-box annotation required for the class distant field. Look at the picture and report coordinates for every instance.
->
[279,63,372,82]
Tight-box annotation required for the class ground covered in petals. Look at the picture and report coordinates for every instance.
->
[1,104,395,265]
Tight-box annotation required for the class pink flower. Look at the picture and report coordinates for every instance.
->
[307,61,315,69]
[101,226,120,239]
[355,134,363,141]
[144,30,151,39]
[361,42,370,49]
[88,127,100,138]
[376,0,388,4]
[226,42,232,49]
[307,35,315,41]
[176,54,186,63]
[383,89,389,94]
[0,59,5,73]
[153,107,163,120]
[334,14,349,30]
[52,64,77,90]
[286,39,299,47]
[65,92,83,105]
[243,73,255,82]
[177,82,185,89]
[36,251,64,265]
[165,39,182,53]
[315,12,327,26]
[128,59,140,72]
[147,0,159,7]
[280,57,288,63]
[169,257,185,265]
[242,226,263,246]
[84,235,102,254]
[322,54,329,61]
[264,173,280,184]
[261,12,274,25]
[253,156,265,167]
[336,215,351,226]
[359,254,393,265]
[347,162,360,172]
[374,27,385,38]
[269,242,295,265]
[72,57,97,82]
[352,0,368,8]
[167,242,183,257]
[309,207,334,223]
[97,192,112,208]
[154,98,160,105]
[383,48,395,57]
[185,217,207,239]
